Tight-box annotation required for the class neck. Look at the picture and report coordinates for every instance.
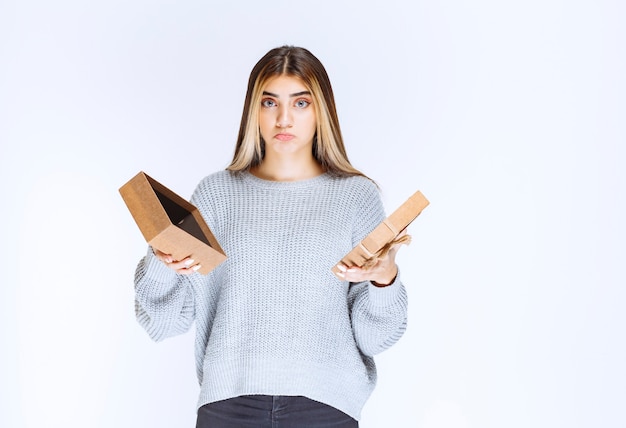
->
[251,154,324,182]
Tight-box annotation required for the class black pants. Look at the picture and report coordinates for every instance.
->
[196,395,359,428]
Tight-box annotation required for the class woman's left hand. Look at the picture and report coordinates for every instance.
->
[335,230,407,287]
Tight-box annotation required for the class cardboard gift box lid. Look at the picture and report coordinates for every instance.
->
[119,171,227,275]
[332,190,429,276]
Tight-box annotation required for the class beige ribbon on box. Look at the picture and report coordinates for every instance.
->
[361,220,412,270]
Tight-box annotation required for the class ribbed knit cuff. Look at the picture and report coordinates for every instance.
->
[367,270,405,309]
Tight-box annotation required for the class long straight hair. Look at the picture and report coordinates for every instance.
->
[227,46,366,178]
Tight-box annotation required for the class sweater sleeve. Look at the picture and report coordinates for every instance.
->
[347,181,409,357]
[133,178,218,342]
[134,247,195,342]
[348,276,408,356]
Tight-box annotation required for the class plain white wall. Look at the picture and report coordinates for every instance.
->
[1,0,624,427]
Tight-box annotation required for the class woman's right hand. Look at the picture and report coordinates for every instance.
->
[153,248,201,275]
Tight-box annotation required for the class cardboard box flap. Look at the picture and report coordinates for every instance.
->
[119,173,172,242]
[332,190,429,275]
[360,222,397,255]
[119,171,227,275]
[387,190,429,230]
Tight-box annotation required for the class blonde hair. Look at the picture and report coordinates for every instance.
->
[227,46,366,178]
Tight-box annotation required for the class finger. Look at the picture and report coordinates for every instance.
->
[335,263,360,279]
[153,248,174,264]
[335,263,348,273]
[337,265,372,282]
[156,252,200,274]
[171,257,201,274]
[333,262,349,278]
[176,264,202,275]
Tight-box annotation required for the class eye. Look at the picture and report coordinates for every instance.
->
[261,98,277,108]
[294,99,310,108]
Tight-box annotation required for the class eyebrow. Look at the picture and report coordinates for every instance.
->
[262,90,311,98]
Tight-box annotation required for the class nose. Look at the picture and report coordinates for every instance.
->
[276,105,292,128]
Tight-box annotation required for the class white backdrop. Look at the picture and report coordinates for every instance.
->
[1,0,624,427]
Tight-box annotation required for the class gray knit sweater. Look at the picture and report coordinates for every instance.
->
[134,170,408,420]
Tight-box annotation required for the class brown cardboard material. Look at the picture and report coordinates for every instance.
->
[332,190,429,275]
[119,171,227,275]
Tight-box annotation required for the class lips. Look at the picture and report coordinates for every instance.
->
[275,133,295,142]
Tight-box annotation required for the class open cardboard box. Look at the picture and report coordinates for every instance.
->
[332,190,429,276]
[119,171,227,275]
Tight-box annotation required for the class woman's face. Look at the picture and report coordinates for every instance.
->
[258,74,317,158]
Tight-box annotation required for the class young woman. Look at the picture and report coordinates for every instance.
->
[134,46,409,428]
